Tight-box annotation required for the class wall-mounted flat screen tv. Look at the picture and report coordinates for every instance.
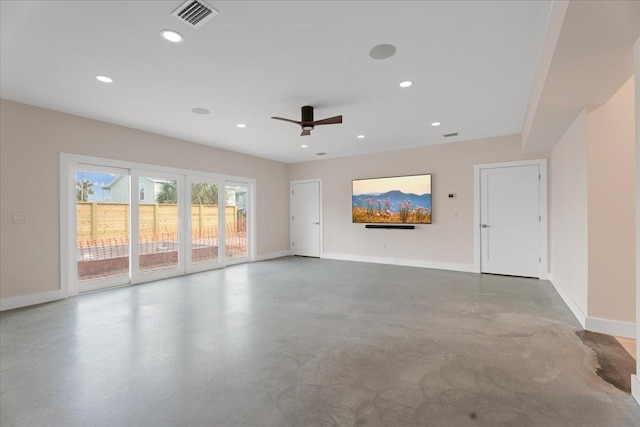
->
[352,174,432,224]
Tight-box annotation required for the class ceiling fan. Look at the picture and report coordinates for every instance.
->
[271,106,342,136]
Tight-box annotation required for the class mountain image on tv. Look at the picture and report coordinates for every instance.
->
[352,175,432,224]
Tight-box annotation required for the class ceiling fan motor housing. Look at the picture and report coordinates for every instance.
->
[301,106,314,130]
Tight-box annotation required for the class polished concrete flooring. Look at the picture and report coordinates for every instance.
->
[1,257,639,426]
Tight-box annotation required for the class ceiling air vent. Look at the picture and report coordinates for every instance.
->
[443,132,459,138]
[172,0,219,29]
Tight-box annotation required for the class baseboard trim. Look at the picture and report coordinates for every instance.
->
[547,274,586,328]
[632,375,640,406]
[321,252,477,273]
[585,316,636,339]
[0,289,66,312]
[254,250,292,262]
[547,275,636,338]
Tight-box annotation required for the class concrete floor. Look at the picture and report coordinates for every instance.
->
[1,257,638,426]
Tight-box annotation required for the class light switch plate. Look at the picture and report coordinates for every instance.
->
[13,213,26,223]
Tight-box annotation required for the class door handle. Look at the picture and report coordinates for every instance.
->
[313,222,320,225]
[481,224,491,228]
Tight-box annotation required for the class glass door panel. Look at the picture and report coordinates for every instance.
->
[138,176,180,273]
[190,181,220,267]
[75,167,130,292]
[225,184,248,261]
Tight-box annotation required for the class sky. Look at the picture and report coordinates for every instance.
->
[352,174,431,196]
[76,171,118,201]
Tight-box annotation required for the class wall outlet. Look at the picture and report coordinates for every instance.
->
[448,193,456,198]
[13,213,26,223]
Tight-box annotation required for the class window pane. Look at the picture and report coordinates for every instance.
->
[191,182,219,264]
[139,177,179,272]
[76,170,129,282]
[225,185,247,259]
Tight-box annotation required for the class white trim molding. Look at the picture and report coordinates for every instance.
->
[322,252,476,273]
[548,274,636,338]
[584,317,636,339]
[633,35,640,408]
[473,159,548,278]
[1,290,66,311]
[254,250,292,262]
[547,274,586,328]
[632,375,640,406]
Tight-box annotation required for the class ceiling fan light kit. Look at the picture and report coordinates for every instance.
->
[271,105,342,136]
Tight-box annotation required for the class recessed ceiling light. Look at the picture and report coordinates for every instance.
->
[236,123,247,128]
[94,75,113,83]
[161,29,184,43]
[431,122,441,127]
[357,135,365,139]
[399,81,413,88]
[369,44,397,60]
[301,144,308,148]
[191,107,210,115]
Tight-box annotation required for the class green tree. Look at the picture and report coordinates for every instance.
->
[155,181,178,204]
[76,179,94,202]
[191,183,219,205]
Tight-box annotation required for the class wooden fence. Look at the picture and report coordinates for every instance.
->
[77,202,237,243]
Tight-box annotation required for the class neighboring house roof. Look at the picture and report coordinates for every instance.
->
[102,176,173,189]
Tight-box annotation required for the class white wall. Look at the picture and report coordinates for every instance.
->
[290,134,535,270]
[548,78,637,335]
[586,77,636,324]
[0,99,290,300]
[549,109,589,318]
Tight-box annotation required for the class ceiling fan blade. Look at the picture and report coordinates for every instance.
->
[271,117,301,125]
[313,115,343,126]
[300,129,311,136]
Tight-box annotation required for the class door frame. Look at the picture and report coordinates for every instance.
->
[473,159,548,278]
[224,180,252,266]
[185,175,226,274]
[131,169,186,285]
[69,164,132,294]
[60,153,256,297]
[290,178,323,257]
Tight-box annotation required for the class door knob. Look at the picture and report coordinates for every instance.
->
[481,224,491,228]
[313,222,320,225]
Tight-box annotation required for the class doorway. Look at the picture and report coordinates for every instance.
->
[62,153,255,296]
[474,159,548,278]
[290,179,322,257]
[74,165,131,292]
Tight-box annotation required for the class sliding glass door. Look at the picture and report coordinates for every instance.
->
[65,155,254,294]
[74,165,131,293]
[186,177,224,273]
[131,171,184,284]
[225,182,249,264]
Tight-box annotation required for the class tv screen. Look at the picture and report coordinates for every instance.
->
[352,174,432,224]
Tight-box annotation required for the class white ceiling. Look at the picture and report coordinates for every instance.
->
[523,0,640,153]
[1,0,551,163]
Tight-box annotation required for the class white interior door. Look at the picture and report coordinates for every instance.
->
[480,165,540,278]
[291,181,321,257]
